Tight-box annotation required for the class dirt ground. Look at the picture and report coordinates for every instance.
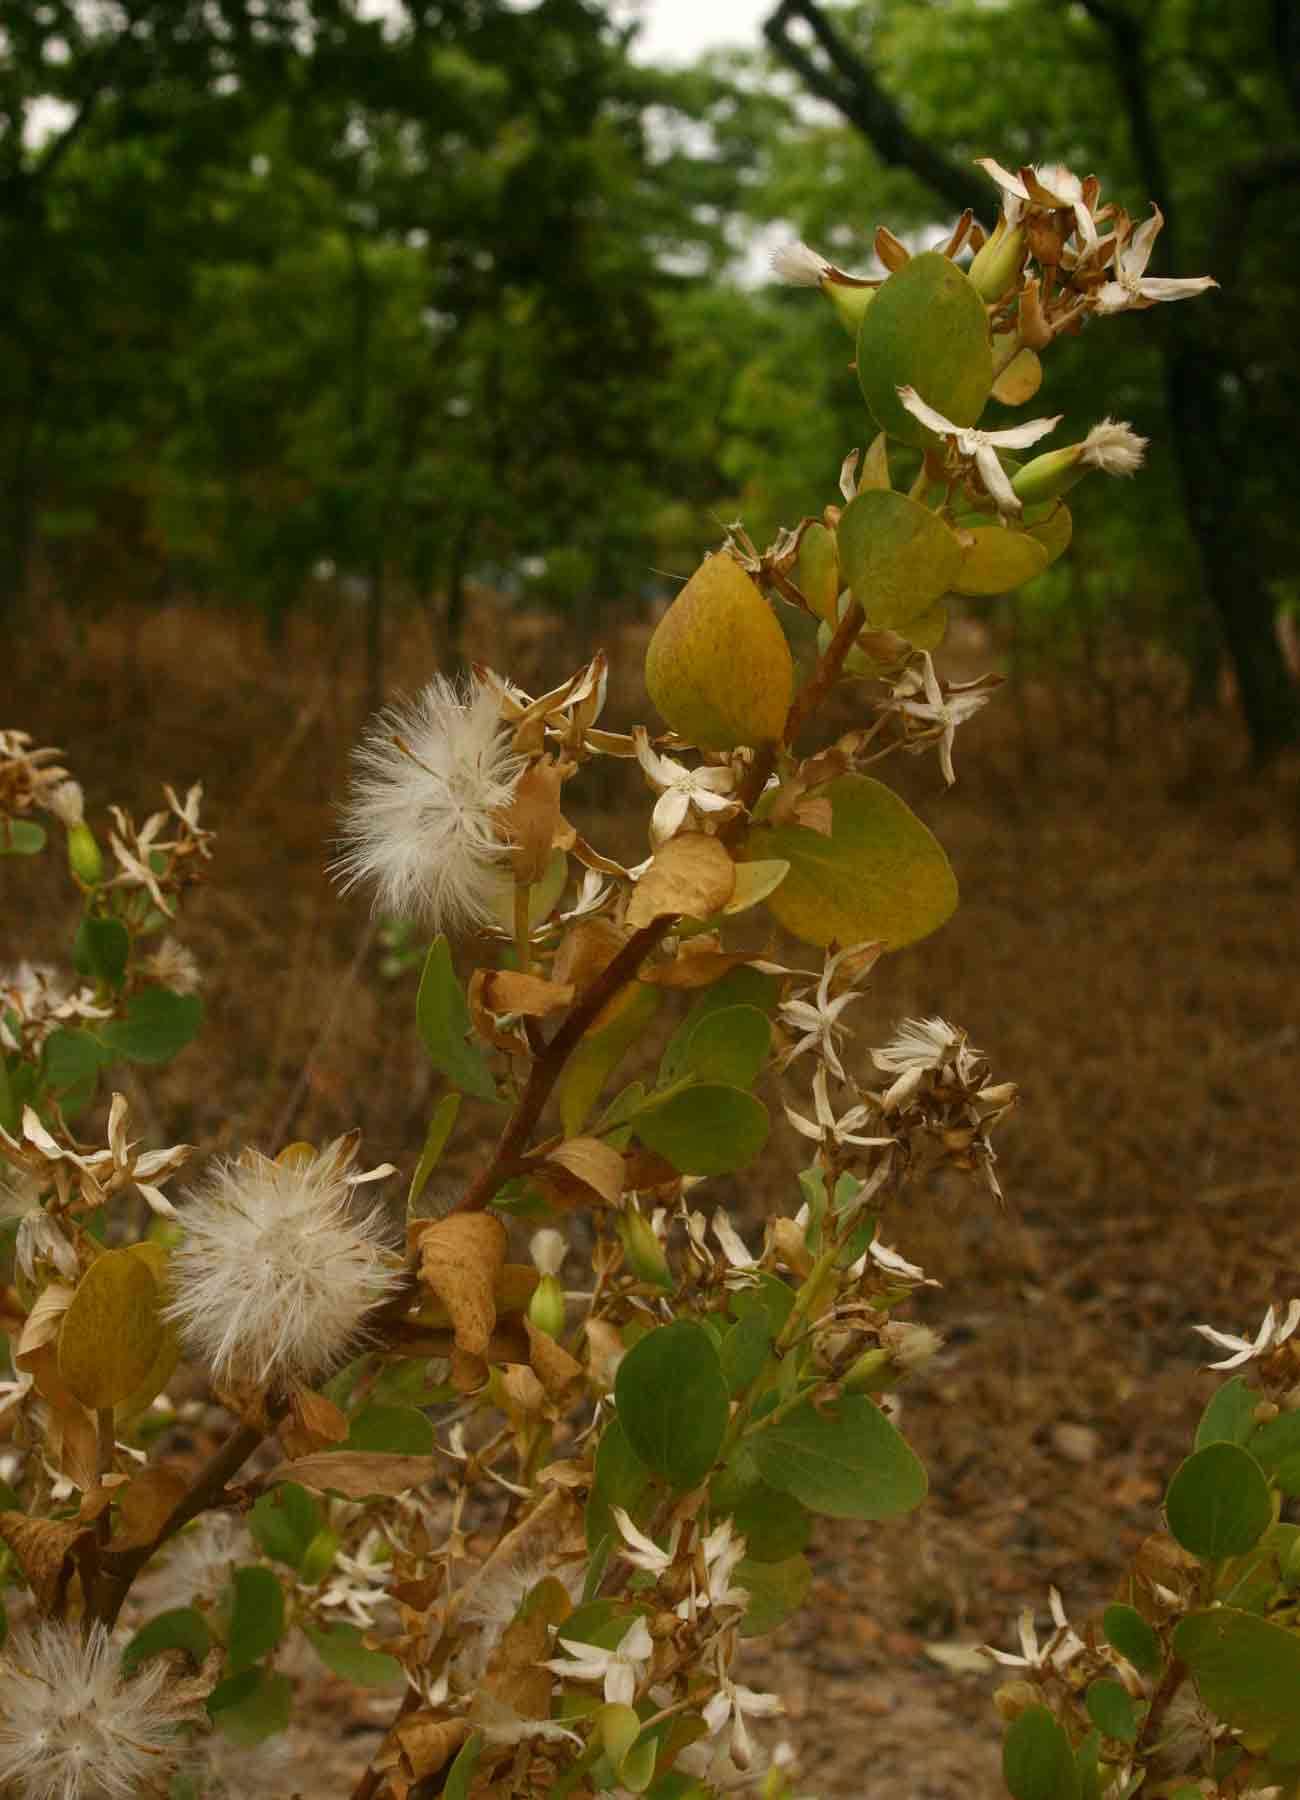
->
[8,593,1300,1798]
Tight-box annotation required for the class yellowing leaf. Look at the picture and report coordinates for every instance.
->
[837,490,964,631]
[645,557,792,749]
[58,1247,164,1410]
[952,526,1049,597]
[745,774,957,949]
[797,523,840,623]
[1026,501,1073,567]
[546,1137,626,1203]
[723,858,789,915]
[991,342,1043,405]
[625,833,736,930]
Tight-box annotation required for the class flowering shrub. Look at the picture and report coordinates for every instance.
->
[0,158,1270,1800]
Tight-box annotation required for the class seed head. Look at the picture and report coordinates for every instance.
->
[333,676,522,930]
[165,1135,401,1389]
[0,1621,177,1800]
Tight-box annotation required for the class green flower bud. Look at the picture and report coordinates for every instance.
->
[968,222,1026,300]
[825,274,875,338]
[67,821,104,886]
[617,1203,671,1288]
[299,1525,340,1587]
[843,1347,892,1392]
[1012,419,1148,508]
[527,1272,567,1339]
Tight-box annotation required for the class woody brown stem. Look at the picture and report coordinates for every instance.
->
[91,1406,284,1629]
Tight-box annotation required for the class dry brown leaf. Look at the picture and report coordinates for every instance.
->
[417,1212,508,1356]
[525,1320,585,1406]
[16,1282,74,1360]
[553,917,627,993]
[109,1465,189,1550]
[482,1608,552,1721]
[500,757,566,884]
[625,833,736,930]
[450,1347,488,1393]
[393,1713,470,1782]
[54,1404,99,1491]
[0,1511,87,1612]
[584,1318,624,1390]
[545,1137,626,1204]
[280,1387,349,1459]
[500,1363,546,1416]
[477,969,575,1018]
[642,937,764,989]
[262,1452,436,1500]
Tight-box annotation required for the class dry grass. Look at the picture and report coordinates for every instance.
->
[9,594,1300,1797]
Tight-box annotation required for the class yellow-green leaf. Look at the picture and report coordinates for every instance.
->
[991,343,1042,405]
[797,523,840,623]
[952,526,1049,597]
[58,1248,164,1410]
[645,557,793,750]
[745,774,957,949]
[857,252,993,448]
[837,490,964,631]
[1025,501,1072,567]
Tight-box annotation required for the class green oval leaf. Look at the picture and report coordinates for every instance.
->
[837,489,964,629]
[1196,1377,1258,1450]
[1166,1441,1273,1560]
[0,820,46,856]
[752,1395,927,1520]
[73,916,130,988]
[720,1309,771,1396]
[1249,1409,1300,1492]
[736,1553,811,1636]
[856,251,993,448]
[1101,1603,1162,1677]
[1085,1678,1138,1744]
[249,1483,323,1571]
[207,1668,293,1745]
[227,1565,286,1675]
[123,1607,211,1674]
[586,1417,657,1553]
[101,988,203,1064]
[658,968,777,1086]
[1173,1607,1300,1737]
[416,936,498,1102]
[747,774,957,950]
[344,1403,436,1456]
[670,1005,770,1091]
[302,1621,402,1687]
[1003,1704,1080,1800]
[615,1321,729,1488]
[634,1084,768,1176]
[724,1483,811,1563]
[409,1090,461,1209]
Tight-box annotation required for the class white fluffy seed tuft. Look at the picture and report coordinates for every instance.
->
[1081,418,1147,476]
[0,1621,178,1800]
[165,1137,402,1388]
[333,676,522,930]
[770,240,832,287]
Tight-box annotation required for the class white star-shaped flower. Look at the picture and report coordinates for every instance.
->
[702,1668,784,1771]
[867,1234,938,1287]
[542,1616,653,1707]
[1192,1300,1300,1371]
[611,1507,680,1578]
[897,387,1061,518]
[633,729,737,844]
[984,1588,1085,1671]
[778,941,882,1082]
[1095,205,1217,315]
[893,654,992,786]
[785,1066,894,1152]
